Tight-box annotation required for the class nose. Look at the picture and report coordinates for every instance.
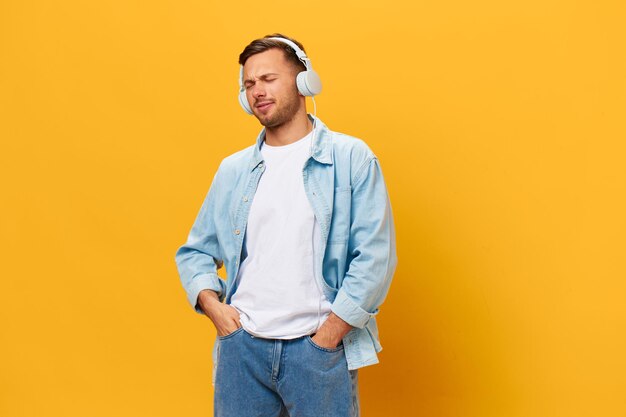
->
[251,82,265,100]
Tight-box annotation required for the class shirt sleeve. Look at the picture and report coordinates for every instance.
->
[175,167,227,314]
[331,157,398,328]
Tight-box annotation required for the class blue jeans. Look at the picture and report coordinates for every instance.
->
[214,328,360,417]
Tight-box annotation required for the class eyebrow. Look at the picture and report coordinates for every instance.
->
[243,73,280,84]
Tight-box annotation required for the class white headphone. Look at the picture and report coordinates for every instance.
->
[238,37,322,115]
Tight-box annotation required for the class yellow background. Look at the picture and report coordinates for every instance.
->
[1,1,625,416]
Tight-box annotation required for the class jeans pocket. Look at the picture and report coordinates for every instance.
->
[217,326,244,341]
[306,336,344,353]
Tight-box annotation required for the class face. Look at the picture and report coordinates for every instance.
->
[242,48,303,128]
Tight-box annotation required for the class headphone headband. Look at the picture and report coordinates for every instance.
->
[268,37,308,63]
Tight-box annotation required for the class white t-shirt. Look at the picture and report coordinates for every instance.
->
[230,132,332,339]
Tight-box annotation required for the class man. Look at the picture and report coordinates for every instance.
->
[175,33,397,417]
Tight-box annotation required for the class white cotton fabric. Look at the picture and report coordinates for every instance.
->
[230,131,332,339]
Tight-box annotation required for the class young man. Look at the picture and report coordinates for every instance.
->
[176,33,397,417]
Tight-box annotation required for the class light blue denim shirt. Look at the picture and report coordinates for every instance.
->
[175,115,397,370]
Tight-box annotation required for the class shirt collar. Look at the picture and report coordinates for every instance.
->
[249,114,333,171]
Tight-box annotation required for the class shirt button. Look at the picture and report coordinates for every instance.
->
[243,196,248,202]
[234,229,240,235]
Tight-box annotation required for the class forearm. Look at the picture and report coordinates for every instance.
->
[197,289,221,316]
[197,289,241,336]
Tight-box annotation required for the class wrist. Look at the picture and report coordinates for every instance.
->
[198,290,220,313]
[315,313,353,346]
[314,330,343,347]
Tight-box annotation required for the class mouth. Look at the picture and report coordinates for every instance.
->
[255,101,274,112]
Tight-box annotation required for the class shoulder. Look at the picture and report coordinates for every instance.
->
[329,130,375,159]
[215,144,256,178]
[326,128,377,183]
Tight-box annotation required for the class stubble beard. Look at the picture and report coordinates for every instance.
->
[255,91,302,129]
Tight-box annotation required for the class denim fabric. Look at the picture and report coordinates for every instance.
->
[176,115,398,370]
[214,328,359,417]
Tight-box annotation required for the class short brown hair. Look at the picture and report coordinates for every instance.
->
[238,33,307,72]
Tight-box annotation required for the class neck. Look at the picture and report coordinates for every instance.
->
[264,110,313,147]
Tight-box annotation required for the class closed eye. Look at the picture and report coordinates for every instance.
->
[243,73,279,89]
[260,74,279,82]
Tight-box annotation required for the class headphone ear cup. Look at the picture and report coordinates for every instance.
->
[296,70,322,96]
[238,90,253,115]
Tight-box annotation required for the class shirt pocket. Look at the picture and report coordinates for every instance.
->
[328,186,352,245]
